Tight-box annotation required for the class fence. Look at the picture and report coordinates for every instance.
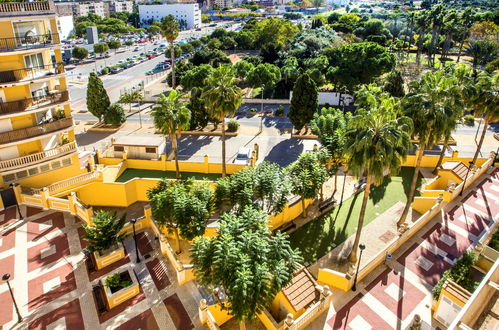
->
[0,141,76,171]
[32,170,100,195]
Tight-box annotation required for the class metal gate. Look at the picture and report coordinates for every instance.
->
[0,188,17,208]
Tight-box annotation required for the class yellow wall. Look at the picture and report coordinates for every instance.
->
[0,21,14,39]
[10,113,35,130]
[413,197,439,214]
[17,139,42,156]
[434,281,468,318]
[3,84,30,102]
[94,248,125,270]
[318,268,351,292]
[207,304,233,326]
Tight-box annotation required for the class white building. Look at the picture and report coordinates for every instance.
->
[55,1,106,18]
[106,0,134,14]
[329,0,350,6]
[56,15,75,39]
[139,3,201,29]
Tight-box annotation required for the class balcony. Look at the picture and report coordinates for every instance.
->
[0,64,64,84]
[0,91,69,115]
[0,33,60,53]
[0,117,72,145]
[0,1,55,18]
[0,141,76,171]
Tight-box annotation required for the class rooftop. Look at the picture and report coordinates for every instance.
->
[441,161,469,181]
[112,135,165,147]
[281,267,318,311]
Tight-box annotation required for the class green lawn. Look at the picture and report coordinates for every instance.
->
[115,169,221,182]
[289,167,422,264]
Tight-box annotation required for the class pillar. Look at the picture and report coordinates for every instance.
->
[204,155,209,174]
[313,144,318,151]
[253,143,259,161]
[199,299,208,324]
[86,205,94,225]
[68,192,77,215]
[40,187,50,210]
[11,183,22,204]
[122,151,128,160]
[284,313,294,329]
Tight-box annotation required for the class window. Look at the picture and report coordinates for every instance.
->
[145,147,156,153]
[24,53,44,69]
[114,146,125,152]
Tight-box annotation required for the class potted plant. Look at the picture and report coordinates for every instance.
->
[101,268,139,309]
[82,211,127,270]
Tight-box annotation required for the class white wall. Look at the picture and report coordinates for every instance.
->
[289,91,354,107]
[139,4,201,29]
[57,15,74,40]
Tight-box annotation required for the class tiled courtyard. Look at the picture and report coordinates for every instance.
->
[324,169,499,330]
[0,206,203,330]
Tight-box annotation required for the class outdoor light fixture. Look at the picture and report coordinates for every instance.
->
[130,218,141,263]
[351,243,366,292]
[2,273,22,323]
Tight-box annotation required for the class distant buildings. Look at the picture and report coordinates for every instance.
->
[138,3,201,29]
[54,0,134,19]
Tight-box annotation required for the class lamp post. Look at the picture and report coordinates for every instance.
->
[351,243,366,292]
[130,218,141,263]
[459,161,474,196]
[2,274,22,323]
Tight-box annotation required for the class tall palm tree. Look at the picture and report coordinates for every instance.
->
[398,71,458,226]
[202,65,243,177]
[427,4,445,67]
[414,11,428,66]
[346,85,412,263]
[150,90,191,179]
[466,71,499,163]
[160,15,179,89]
[456,7,475,63]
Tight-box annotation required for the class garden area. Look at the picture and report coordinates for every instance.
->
[289,167,423,264]
[115,169,221,182]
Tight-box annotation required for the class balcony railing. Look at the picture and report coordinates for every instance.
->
[0,91,69,115]
[0,2,51,14]
[0,64,64,84]
[0,117,72,145]
[0,141,76,171]
[0,33,60,52]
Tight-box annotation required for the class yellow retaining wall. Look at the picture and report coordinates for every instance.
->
[94,248,126,270]
[269,198,312,230]
[400,152,489,169]
[207,304,233,326]
[433,280,468,319]
[317,268,352,292]
[105,282,140,310]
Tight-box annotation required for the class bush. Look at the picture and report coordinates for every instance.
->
[101,67,110,75]
[489,231,499,251]
[250,107,257,113]
[105,273,132,291]
[463,114,475,125]
[274,105,284,117]
[227,119,239,132]
[104,103,126,126]
[432,251,479,298]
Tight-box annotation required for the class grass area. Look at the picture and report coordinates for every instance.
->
[288,167,423,264]
[115,169,221,182]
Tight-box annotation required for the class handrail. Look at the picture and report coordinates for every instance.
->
[0,117,72,144]
[0,2,51,13]
[0,90,69,115]
[0,64,64,84]
[34,171,100,195]
[0,141,76,171]
[0,33,59,52]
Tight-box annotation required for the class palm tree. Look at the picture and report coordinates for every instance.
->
[398,71,458,226]
[150,90,191,179]
[456,7,475,63]
[466,71,499,163]
[160,15,179,89]
[346,85,412,263]
[427,4,445,67]
[202,65,243,177]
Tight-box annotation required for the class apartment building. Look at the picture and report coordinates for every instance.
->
[138,3,201,29]
[55,1,106,18]
[106,0,134,14]
[0,0,84,193]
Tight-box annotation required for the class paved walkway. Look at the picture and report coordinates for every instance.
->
[309,168,499,329]
[0,208,203,330]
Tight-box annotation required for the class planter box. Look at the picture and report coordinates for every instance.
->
[101,268,139,309]
[93,243,125,270]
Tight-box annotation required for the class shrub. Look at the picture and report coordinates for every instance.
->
[227,119,239,132]
[105,273,132,292]
[432,251,479,298]
[82,211,126,253]
[104,103,126,126]
[250,107,257,113]
[101,67,110,75]
[489,231,499,251]
[275,105,284,117]
[463,114,475,125]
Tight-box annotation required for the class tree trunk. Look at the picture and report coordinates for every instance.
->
[428,27,438,67]
[221,118,227,178]
[301,197,306,218]
[433,135,449,174]
[348,170,371,264]
[174,226,181,254]
[334,171,338,195]
[172,135,180,179]
[416,27,424,66]
[170,45,176,89]
[340,170,347,205]
[239,321,246,330]
[473,116,490,163]
[398,133,431,227]
[456,32,468,63]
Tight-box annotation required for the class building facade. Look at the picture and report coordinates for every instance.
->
[106,0,134,14]
[0,0,84,191]
[55,1,106,18]
[138,3,201,29]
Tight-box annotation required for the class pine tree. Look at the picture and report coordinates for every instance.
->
[82,211,127,253]
[288,73,318,133]
[87,72,110,122]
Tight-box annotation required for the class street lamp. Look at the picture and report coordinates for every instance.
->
[459,161,474,196]
[351,243,366,292]
[130,218,141,263]
[9,183,23,220]
[2,273,22,323]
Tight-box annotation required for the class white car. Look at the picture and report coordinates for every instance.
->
[233,147,252,165]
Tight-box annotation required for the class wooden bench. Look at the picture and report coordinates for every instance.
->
[84,250,96,272]
[93,285,107,313]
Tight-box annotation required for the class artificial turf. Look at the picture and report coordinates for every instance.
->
[115,168,221,182]
[288,167,423,264]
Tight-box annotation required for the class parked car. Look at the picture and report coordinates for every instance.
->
[134,46,140,51]
[110,67,124,74]
[233,147,252,165]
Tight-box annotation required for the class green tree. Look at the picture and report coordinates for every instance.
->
[466,71,499,163]
[118,90,143,112]
[151,90,191,178]
[202,65,243,177]
[466,41,499,74]
[382,69,405,97]
[187,87,210,130]
[288,73,318,132]
[72,46,88,61]
[82,211,126,253]
[147,180,213,253]
[456,7,475,63]
[398,71,461,226]
[160,15,179,88]
[345,85,412,262]
[191,206,303,329]
[215,162,292,215]
[147,25,161,35]
[286,152,328,217]
[246,63,281,95]
[426,4,445,67]
[103,103,125,125]
[180,43,194,54]
[234,60,254,79]
[93,42,109,56]
[253,18,299,48]
[107,39,122,52]
[86,72,110,122]
[325,42,396,91]
[180,64,215,91]
[311,107,350,194]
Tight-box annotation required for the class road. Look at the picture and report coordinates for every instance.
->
[68,22,242,109]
